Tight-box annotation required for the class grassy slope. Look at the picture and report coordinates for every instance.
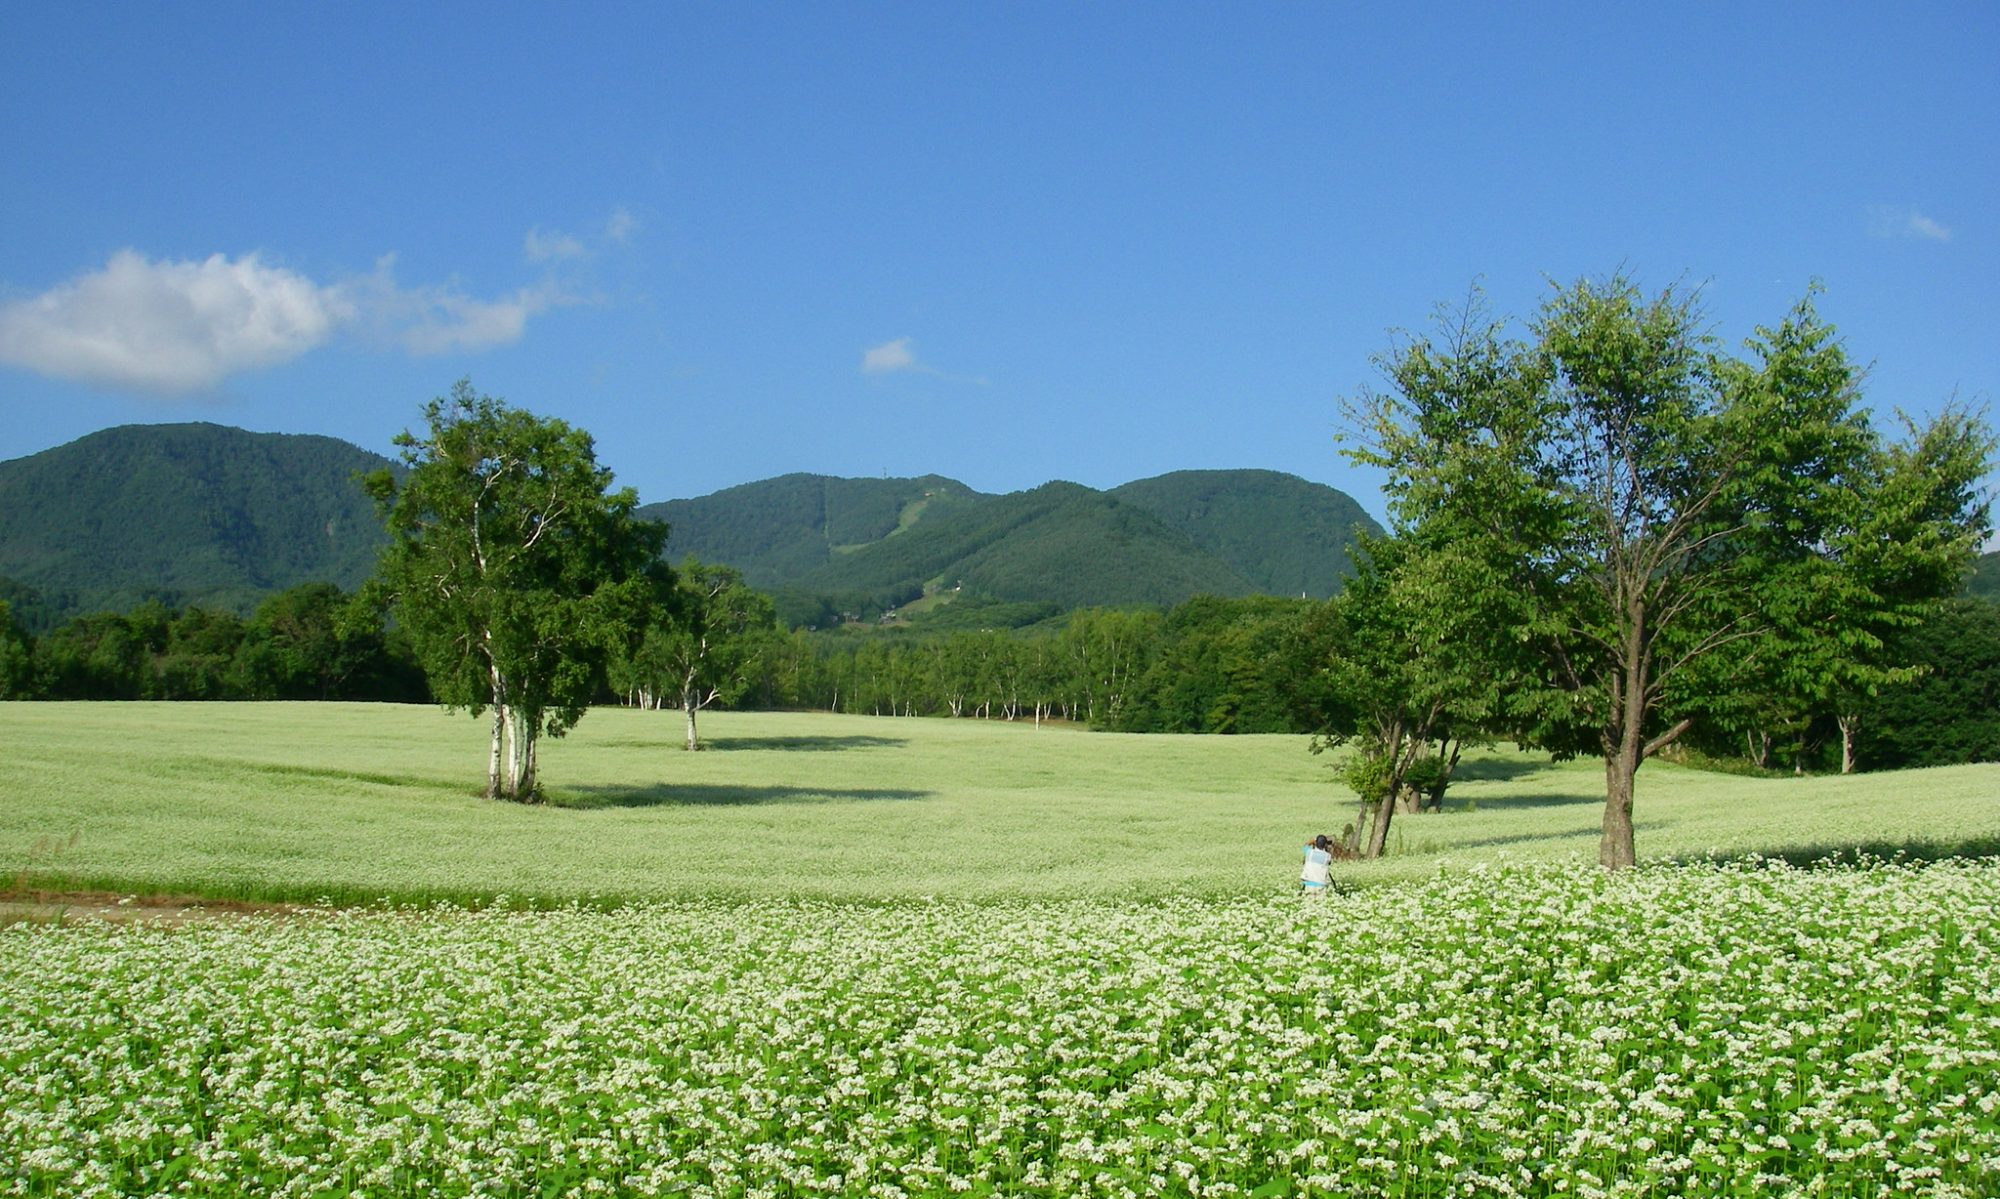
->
[5,702,1997,905]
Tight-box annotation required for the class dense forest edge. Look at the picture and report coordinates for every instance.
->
[2,576,1995,776]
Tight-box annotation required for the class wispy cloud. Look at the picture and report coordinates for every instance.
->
[0,247,577,395]
[862,336,919,374]
[347,255,571,356]
[860,336,989,385]
[1868,205,1952,242]
[523,227,587,263]
[525,209,640,263]
[605,207,638,244]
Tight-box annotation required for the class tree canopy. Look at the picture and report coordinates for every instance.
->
[363,381,669,801]
[1347,276,1992,868]
[612,558,780,751]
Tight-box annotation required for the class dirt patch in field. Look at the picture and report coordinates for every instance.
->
[0,891,307,927]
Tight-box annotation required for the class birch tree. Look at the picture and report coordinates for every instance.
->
[364,381,669,801]
[613,559,778,750]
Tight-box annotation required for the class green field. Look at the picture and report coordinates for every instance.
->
[4,703,1999,1197]
[6,702,1998,904]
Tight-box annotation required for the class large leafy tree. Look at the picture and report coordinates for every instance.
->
[364,381,669,801]
[1711,406,1994,773]
[1680,302,1992,773]
[1348,276,1990,869]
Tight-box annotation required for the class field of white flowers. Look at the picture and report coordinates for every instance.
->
[5,860,1996,1198]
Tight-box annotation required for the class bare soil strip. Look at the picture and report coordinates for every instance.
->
[0,890,305,926]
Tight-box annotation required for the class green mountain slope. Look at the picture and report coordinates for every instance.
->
[645,469,1384,615]
[789,481,1258,609]
[636,473,990,585]
[0,423,392,617]
[1970,550,2000,603]
[1109,468,1382,598]
[1,424,1385,626]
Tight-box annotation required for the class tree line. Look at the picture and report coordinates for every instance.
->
[0,584,426,703]
[8,569,1992,779]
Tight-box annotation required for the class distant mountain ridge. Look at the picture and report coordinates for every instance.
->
[641,467,1382,613]
[1,423,1384,626]
[638,473,991,586]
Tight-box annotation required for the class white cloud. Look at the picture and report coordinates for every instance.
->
[860,335,990,386]
[1869,205,1952,242]
[862,336,919,374]
[523,227,587,262]
[605,207,638,243]
[0,250,350,393]
[1907,212,1952,242]
[0,248,574,395]
[343,255,572,356]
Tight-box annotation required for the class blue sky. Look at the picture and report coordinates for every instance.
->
[2,2,1994,519]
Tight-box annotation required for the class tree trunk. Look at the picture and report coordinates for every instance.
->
[1343,796,1370,856]
[1600,751,1638,870]
[683,696,700,751]
[518,717,538,800]
[1364,789,1396,859]
[501,706,526,800]
[487,705,505,799]
[1426,740,1462,812]
[1838,714,1858,774]
[1599,619,1653,871]
[486,658,508,799]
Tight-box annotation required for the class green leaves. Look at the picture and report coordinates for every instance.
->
[1347,273,1995,861]
[369,381,671,797]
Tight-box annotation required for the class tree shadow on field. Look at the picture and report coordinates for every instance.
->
[553,783,932,810]
[704,735,910,752]
[1450,759,1557,784]
[585,735,910,753]
[1456,790,1604,811]
[1445,820,1667,852]
[1667,835,2000,871]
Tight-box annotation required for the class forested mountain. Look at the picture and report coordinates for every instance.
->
[635,473,991,586]
[787,481,1254,610]
[0,423,392,623]
[644,468,1380,614]
[1109,469,1378,599]
[1970,550,2000,602]
[2,423,1381,627]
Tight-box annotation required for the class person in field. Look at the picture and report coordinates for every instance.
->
[1300,834,1333,894]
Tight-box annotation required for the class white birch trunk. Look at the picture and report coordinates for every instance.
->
[488,706,505,799]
